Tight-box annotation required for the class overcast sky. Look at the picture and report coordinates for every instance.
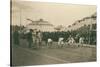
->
[12,1,96,27]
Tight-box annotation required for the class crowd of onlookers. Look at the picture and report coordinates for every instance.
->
[11,23,96,48]
[12,28,96,49]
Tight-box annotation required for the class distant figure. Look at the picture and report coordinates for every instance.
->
[67,35,75,45]
[38,30,42,44]
[47,38,53,48]
[71,37,75,43]
[79,37,84,46]
[27,29,33,48]
[75,34,80,43]
[13,30,20,46]
[36,30,43,48]
[32,29,36,48]
[58,37,64,48]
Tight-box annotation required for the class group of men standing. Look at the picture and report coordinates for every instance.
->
[13,29,42,48]
[26,29,42,48]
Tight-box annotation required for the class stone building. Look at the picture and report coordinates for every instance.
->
[26,19,55,32]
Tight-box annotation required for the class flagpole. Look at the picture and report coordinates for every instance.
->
[20,7,22,32]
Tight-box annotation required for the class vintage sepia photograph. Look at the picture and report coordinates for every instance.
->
[11,0,97,66]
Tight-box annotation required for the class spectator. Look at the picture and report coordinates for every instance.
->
[13,30,20,46]
[27,29,33,48]
[34,30,42,48]
[79,37,85,46]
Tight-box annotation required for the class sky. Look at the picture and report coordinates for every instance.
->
[12,1,96,27]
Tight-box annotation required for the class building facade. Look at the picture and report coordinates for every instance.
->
[26,19,55,32]
[66,12,96,31]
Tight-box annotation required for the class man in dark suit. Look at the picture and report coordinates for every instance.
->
[27,29,33,48]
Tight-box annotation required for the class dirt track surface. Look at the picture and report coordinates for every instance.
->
[12,45,96,66]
